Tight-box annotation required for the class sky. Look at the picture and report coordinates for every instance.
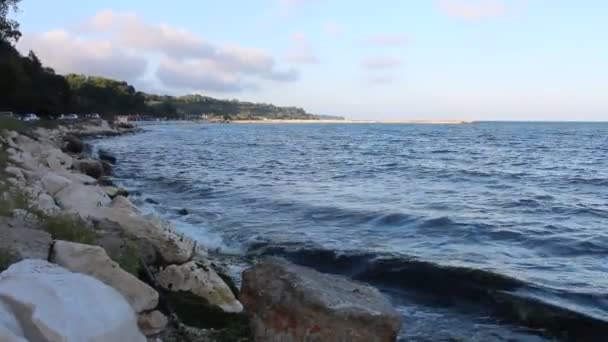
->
[13,0,608,121]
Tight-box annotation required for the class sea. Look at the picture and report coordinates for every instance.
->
[93,122,608,341]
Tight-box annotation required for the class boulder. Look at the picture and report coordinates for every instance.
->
[157,261,243,313]
[73,158,105,179]
[98,149,117,164]
[91,207,195,264]
[101,160,113,175]
[4,167,24,182]
[41,172,72,195]
[44,148,72,172]
[137,310,168,336]
[110,195,138,212]
[0,259,146,342]
[63,134,84,154]
[93,218,157,266]
[34,193,59,213]
[51,240,159,313]
[54,183,111,217]
[0,300,26,342]
[104,186,129,199]
[58,171,97,185]
[241,257,402,342]
[0,225,52,261]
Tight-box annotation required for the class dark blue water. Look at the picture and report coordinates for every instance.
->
[94,122,608,341]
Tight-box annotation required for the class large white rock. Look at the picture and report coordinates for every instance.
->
[0,300,27,342]
[91,207,195,264]
[54,183,111,217]
[157,261,243,313]
[35,193,60,214]
[51,241,159,313]
[43,147,73,172]
[41,172,72,196]
[0,259,146,342]
[0,226,52,260]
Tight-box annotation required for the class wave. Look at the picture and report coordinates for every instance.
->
[247,243,608,341]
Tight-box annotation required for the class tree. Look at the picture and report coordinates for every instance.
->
[0,0,21,43]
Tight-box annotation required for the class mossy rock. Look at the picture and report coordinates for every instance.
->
[163,291,250,341]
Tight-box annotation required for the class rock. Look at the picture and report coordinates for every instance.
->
[241,257,402,342]
[0,300,26,342]
[138,310,168,336]
[34,193,59,213]
[0,259,146,342]
[63,134,84,154]
[51,240,159,313]
[177,208,189,216]
[41,172,72,195]
[73,158,105,179]
[145,198,159,205]
[98,149,117,164]
[157,261,243,313]
[55,183,111,217]
[98,177,115,186]
[59,171,97,185]
[110,195,138,212]
[4,167,24,182]
[101,160,113,175]
[93,218,158,266]
[0,225,52,261]
[91,207,195,264]
[104,186,129,199]
[44,148,72,172]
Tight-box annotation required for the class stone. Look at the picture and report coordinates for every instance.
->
[104,186,130,199]
[177,208,189,216]
[59,171,97,185]
[101,160,113,175]
[63,134,84,154]
[34,193,59,213]
[98,149,117,164]
[240,257,402,342]
[51,240,159,313]
[91,207,195,264]
[73,158,105,179]
[145,198,159,205]
[44,148,72,172]
[110,195,138,212]
[157,261,243,313]
[138,310,168,336]
[93,219,158,266]
[0,300,26,342]
[0,225,52,261]
[54,183,111,217]
[41,172,72,195]
[0,259,146,342]
[4,167,24,182]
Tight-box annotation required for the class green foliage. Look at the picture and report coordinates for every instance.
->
[0,116,25,132]
[0,0,21,43]
[0,249,18,272]
[113,240,141,276]
[41,214,97,244]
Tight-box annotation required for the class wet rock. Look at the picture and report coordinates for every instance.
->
[157,260,243,313]
[104,186,129,199]
[0,259,146,341]
[241,257,402,342]
[98,149,117,164]
[63,134,84,154]
[138,310,168,336]
[101,160,113,175]
[177,208,189,216]
[145,198,159,205]
[0,225,52,261]
[73,158,105,179]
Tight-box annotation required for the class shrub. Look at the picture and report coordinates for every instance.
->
[41,214,97,244]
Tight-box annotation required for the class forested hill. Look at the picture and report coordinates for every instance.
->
[0,2,325,121]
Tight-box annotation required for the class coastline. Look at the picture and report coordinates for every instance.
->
[232,119,474,124]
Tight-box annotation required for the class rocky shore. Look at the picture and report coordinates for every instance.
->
[0,119,402,341]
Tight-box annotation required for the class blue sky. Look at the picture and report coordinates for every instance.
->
[14,0,608,120]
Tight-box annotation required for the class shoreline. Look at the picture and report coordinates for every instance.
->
[232,119,474,124]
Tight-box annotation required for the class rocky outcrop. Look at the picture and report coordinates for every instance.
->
[0,226,52,261]
[92,207,196,264]
[0,259,146,342]
[51,240,159,313]
[103,186,129,199]
[41,172,72,196]
[157,260,243,313]
[73,158,105,179]
[63,134,84,154]
[55,183,111,217]
[241,257,402,342]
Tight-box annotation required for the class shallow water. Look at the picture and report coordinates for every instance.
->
[94,122,608,341]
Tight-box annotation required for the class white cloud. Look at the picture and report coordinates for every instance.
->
[361,56,402,69]
[19,10,300,93]
[286,32,319,64]
[437,0,508,20]
[18,29,147,80]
